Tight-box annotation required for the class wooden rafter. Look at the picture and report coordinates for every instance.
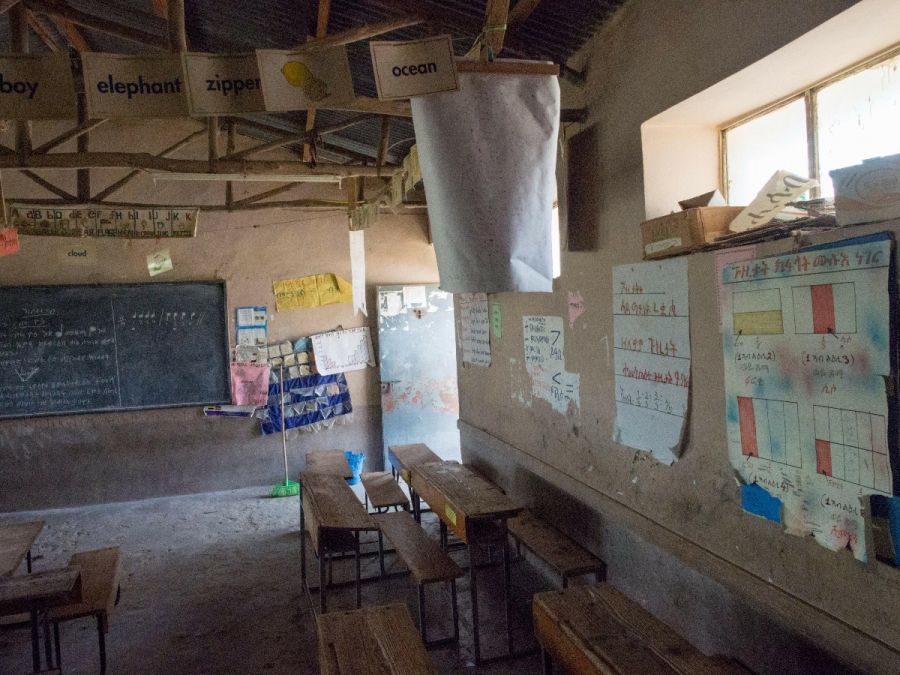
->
[507,0,541,34]
[225,122,235,208]
[0,152,401,177]
[376,116,391,175]
[307,14,424,48]
[226,114,375,161]
[31,119,108,154]
[150,0,166,19]
[480,0,510,58]
[26,10,60,51]
[20,170,76,200]
[166,0,186,52]
[24,0,165,48]
[231,183,299,208]
[92,128,206,201]
[304,0,331,162]
[4,196,348,212]
[0,1,21,14]
[10,4,31,163]
[49,15,91,51]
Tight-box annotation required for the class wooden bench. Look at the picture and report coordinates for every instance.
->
[360,472,409,513]
[508,510,606,587]
[48,547,122,675]
[317,603,436,674]
[374,511,463,647]
[533,583,752,675]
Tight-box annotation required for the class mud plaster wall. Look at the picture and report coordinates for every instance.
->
[458,1,900,673]
[0,119,437,511]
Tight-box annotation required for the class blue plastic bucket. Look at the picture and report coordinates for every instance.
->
[344,450,364,485]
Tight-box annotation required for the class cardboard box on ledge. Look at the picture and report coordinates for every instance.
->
[641,207,743,259]
[831,153,900,226]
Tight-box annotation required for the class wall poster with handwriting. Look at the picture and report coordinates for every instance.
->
[721,233,896,561]
[522,315,580,415]
[458,292,490,367]
[612,257,690,465]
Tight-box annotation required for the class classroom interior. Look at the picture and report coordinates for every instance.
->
[1,0,900,673]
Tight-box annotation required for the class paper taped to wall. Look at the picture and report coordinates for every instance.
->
[458,292,491,367]
[721,233,896,561]
[612,257,691,465]
[312,327,375,376]
[523,315,580,414]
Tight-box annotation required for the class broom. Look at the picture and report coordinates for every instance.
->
[271,365,300,498]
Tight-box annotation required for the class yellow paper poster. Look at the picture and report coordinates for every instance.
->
[273,273,352,311]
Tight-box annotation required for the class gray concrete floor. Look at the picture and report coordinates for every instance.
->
[0,486,551,674]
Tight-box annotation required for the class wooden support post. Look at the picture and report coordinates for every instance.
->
[480,0,509,60]
[207,116,219,171]
[304,0,330,162]
[376,116,391,176]
[9,4,31,163]
[225,122,235,209]
[77,93,90,201]
[166,0,185,52]
[26,10,60,50]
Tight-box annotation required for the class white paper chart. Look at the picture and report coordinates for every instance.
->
[311,327,375,376]
[458,293,491,367]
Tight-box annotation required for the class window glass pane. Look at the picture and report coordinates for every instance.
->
[817,53,900,197]
[725,98,809,205]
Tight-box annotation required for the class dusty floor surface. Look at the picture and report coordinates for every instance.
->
[0,486,552,674]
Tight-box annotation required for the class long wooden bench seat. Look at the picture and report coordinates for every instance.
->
[361,472,409,512]
[48,547,122,675]
[374,511,462,646]
[508,511,606,586]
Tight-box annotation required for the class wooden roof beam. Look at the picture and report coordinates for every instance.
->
[304,0,330,161]
[480,0,510,59]
[24,0,166,49]
[507,0,541,34]
[226,113,377,160]
[26,10,59,50]
[49,15,91,51]
[307,14,425,48]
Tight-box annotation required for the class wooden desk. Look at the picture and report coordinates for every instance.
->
[299,472,377,613]
[0,567,82,673]
[410,461,522,664]
[533,583,751,675]
[317,603,435,674]
[0,521,44,576]
[388,443,442,484]
[304,450,353,478]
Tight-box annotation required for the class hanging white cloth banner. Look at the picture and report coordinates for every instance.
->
[349,229,367,316]
[411,66,559,293]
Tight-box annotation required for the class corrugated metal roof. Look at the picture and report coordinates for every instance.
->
[2,0,625,163]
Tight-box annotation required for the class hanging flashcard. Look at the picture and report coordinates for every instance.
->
[236,306,268,347]
[257,47,355,112]
[612,257,691,465]
[522,315,580,414]
[721,233,895,561]
[182,52,266,115]
[0,227,18,256]
[311,327,375,376]
[728,170,817,233]
[82,53,189,118]
[230,362,271,406]
[458,292,490,367]
[0,54,77,119]
[9,205,198,238]
[369,35,459,100]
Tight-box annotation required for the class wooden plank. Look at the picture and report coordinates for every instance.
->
[304,449,352,478]
[300,472,375,532]
[360,472,409,510]
[533,584,751,675]
[480,0,510,58]
[317,603,435,675]
[387,443,441,483]
[307,14,424,48]
[26,0,166,49]
[0,520,43,576]
[303,0,330,161]
[49,15,90,51]
[0,568,81,616]
[455,59,559,76]
[508,511,605,578]
[374,511,463,584]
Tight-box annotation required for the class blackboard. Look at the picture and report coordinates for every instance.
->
[0,281,231,418]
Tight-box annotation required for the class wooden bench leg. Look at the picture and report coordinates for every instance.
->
[97,614,107,675]
[541,646,553,675]
[378,532,385,578]
[355,532,362,609]
[451,579,459,643]
[319,542,327,614]
[417,585,427,644]
[26,548,32,573]
[53,621,61,671]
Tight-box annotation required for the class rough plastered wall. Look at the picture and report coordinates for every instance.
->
[458,1,900,673]
[0,118,437,511]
